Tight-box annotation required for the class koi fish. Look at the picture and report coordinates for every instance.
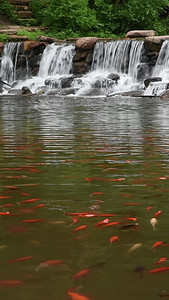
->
[21,219,46,223]
[73,268,90,279]
[128,243,142,253]
[150,218,158,230]
[148,267,169,274]
[68,290,90,300]
[0,280,23,286]
[147,206,152,211]
[123,203,141,206]
[123,217,137,222]
[91,192,104,196]
[1,204,14,208]
[103,222,120,227]
[8,256,32,263]
[72,225,87,233]
[94,219,109,227]
[155,211,162,218]
[121,223,139,230]
[156,257,167,264]
[0,196,11,199]
[72,217,79,224]
[110,236,119,244]
[21,192,30,196]
[19,198,40,204]
[0,212,16,216]
[158,294,169,298]
[33,204,45,209]
[36,260,64,271]
[153,241,164,250]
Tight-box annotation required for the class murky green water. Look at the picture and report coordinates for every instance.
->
[0,95,169,300]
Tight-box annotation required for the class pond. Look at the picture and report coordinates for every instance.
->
[0,95,169,300]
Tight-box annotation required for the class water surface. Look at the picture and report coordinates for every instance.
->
[0,95,169,300]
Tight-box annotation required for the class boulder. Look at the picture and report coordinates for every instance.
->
[107,73,120,82]
[0,42,4,54]
[160,90,169,100]
[73,51,88,62]
[108,90,144,97]
[24,41,46,53]
[126,30,155,38]
[75,37,98,51]
[73,61,90,75]
[60,77,74,88]
[145,36,169,52]
[22,86,33,95]
[8,89,22,95]
[144,77,162,88]
[136,63,149,80]
[38,36,64,43]
[44,79,59,88]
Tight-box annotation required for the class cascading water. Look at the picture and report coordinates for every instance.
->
[0,42,21,83]
[11,43,75,94]
[145,40,169,96]
[73,40,144,96]
[38,43,75,77]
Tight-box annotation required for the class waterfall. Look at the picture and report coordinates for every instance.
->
[144,40,169,96]
[0,42,21,83]
[38,43,75,77]
[91,40,143,80]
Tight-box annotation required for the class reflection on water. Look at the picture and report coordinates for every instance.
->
[1,95,169,299]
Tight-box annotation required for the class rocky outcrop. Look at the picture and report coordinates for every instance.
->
[0,43,4,54]
[75,37,98,51]
[160,90,169,100]
[73,37,98,75]
[145,36,169,52]
[126,30,155,38]
[144,77,162,88]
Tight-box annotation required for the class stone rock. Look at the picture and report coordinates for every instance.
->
[145,36,169,52]
[136,63,149,80]
[160,90,169,100]
[0,42,3,54]
[125,30,155,38]
[28,54,41,69]
[60,88,77,95]
[38,36,64,43]
[44,79,59,88]
[107,73,120,82]
[60,77,74,88]
[144,77,162,88]
[75,37,98,51]
[86,52,93,63]
[73,52,88,62]
[24,41,46,53]
[73,61,91,75]
[8,89,22,95]
[22,86,32,95]
[108,90,144,97]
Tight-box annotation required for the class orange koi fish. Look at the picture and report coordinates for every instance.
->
[153,241,164,250]
[72,225,87,233]
[110,236,119,244]
[94,219,109,227]
[147,206,152,211]
[33,204,45,209]
[148,267,169,274]
[19,198,40,204]
[1,204,14,208]
[0,196,11,199]
[68,290,90,300]
[8,256,32,263]
[103,222,120,227]
[21,192,30,196]
[43,260,64,266]
[0,212,16,216]
[123,203,141,206]
[154,211,162,218]
[73,268,90,279]
[124,217,137,222]
[21,219,46,223]
[156,257,167,265]
[0,280,23,286]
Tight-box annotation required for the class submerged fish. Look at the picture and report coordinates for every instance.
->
[134,265,145,278]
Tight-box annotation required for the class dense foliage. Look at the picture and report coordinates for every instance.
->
[30,0,169,38]
[0,0,19,23]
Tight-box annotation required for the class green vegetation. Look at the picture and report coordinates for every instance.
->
[30,0,169,38]
[0,0,19,23]
[0,33,9,42]
[17,29,43,40]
